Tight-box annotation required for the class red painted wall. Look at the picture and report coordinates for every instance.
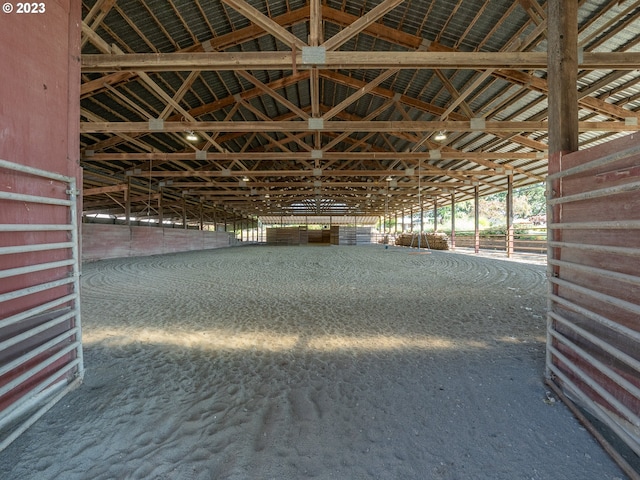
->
[0,0,81,426]
[82,224,235,262]
[0,0,81,308]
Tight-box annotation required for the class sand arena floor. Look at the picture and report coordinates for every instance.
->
[0,245,626,479]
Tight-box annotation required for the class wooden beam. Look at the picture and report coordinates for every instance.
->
[84,150,543,162]
[322,0,406,51]
[81,51,640,72]
[80,120,638,134]
[236,71,309,119]
[127,168,490,178]
[323,69,399,121]
[220,0,307,50]
[83,184,128,196]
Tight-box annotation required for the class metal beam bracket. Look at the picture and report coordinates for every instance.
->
[308,118,324,130]
[311,149,323,159]
[470,118,486,130]
[302,46,326,65]
[149,118,164,131]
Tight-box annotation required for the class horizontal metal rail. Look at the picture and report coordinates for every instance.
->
[0,328,78,378]
[0,377,82,453]
[0,224,73,232]
[548,310,640,376]
[0,191,72,206]
[549,276,640,317]
[0,340,80,399]
[547,240,640,257]
[546,142,640,181]
[548,258,640,287]
[0,309,76,355]
[0,359,80,433]
[0,277,75,304]
[547,180,640,206]
[548,220,640,230]
[547,363,640,458]
[0,259,76,280]
[548,345,639,429]
[1,293,77,329]
[548,330,640,426]
[0,242,74,256]
[0,158,73,183]
[549,293,640,344]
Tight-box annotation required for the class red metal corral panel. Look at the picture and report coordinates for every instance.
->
[546,133,640,458]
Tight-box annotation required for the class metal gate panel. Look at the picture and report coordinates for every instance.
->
[546,134,640,459]
[0,159,83,452]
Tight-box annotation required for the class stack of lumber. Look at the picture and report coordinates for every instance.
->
[394,232,449,250]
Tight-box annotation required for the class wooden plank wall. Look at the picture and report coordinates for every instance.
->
[82,224,234,262]
[546,133,640,457]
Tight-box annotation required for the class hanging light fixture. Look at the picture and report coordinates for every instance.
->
[434,131,447,141]
[185,131,198,142]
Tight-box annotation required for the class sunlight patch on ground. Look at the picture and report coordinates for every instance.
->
[83,328,490,352]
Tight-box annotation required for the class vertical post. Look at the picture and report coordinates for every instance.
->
[433,197,438,232]
[224,211,227,232]
[395,211,398,234]
[450,192,456,250]
[409,207,413,232]
[182,197,187,229]
[158,187,164,227]
[547,0,578,377]
[199,201,204,231]
[125,177,131,225]
[474,186,480,254]
[506,175,514,257]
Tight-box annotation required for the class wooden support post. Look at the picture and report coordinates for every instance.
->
[548,0,578,154]
[547,0,578,378]
[199,201,204,231]
[125,177,131,225]
[433,198,438,232]
[182,197,187,229]
[474,186,480,254]
[506,175,514,257]
[450,193,456,250]
[158,187,164,227]
[409,207,413,232]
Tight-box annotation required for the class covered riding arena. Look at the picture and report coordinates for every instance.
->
[1,1,639,478]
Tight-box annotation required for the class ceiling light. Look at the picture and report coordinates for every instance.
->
[434,131,447,141]
[185,131,198,142]
[242,176,249,182]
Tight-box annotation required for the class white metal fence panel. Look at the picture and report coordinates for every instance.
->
[0,159,83,452]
